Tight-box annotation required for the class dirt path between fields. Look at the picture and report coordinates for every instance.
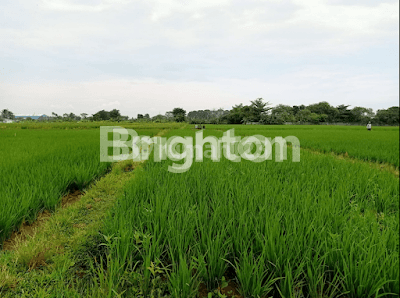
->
[2,190,84,251]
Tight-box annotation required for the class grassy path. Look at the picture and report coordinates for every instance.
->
[0,159,145,297]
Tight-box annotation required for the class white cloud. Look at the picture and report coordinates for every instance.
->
[148,0,232,21]
[289,1,398,36]
[0,0,398,114]
[2,0,397,53]
[40,0,130,12]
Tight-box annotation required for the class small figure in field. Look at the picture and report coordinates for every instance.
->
[367,122,372,131]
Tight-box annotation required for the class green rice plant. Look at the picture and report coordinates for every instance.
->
[168,255,201,298]
[207,124,400,167]
[196,223,232,289]
[275,260,306,298]
[304,247,344,298]
[2,121,184,131]
[97,126,398,297]
[0,127,161,244]
[227,247,278,297]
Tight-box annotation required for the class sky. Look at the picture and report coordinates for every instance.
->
[0,0,398,118]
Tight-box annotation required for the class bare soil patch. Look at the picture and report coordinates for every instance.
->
[61,189,83,207]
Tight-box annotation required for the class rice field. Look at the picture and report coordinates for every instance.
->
[0,124,399,297]
[0,124,164,243]
[207,125,400,167]
[99,126,399,297]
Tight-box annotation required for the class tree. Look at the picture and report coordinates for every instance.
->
[336,105,352,122]
[1,109,15,120]
[223,98,271,124]
[187,109,229,124]
[263,114,285,124]
[296,109,312,123]
[80,113,88,120]
[319,114,328,122]
[250,98,271,122]
[350,107,374,123]
[137,114,144,119]
[375,107,399,125]
[271,105,295,123]
[307,113,328,124]
[92,110,110,121]
[165,112,173,119]
[225,104,246,124]
[292,105,306,116]
[307,102,338,122]
[172,108,186,122]
[152,114,166,122]
[109,109,121,119]
[51,112,62,121]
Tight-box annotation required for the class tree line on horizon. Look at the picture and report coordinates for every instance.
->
[1,99,399,125]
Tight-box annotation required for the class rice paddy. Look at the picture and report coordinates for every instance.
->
[0,123,398,297]
[208,125,400,167]
[0,124,163,243]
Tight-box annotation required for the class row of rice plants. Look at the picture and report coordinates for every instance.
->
[0,127,160,244]
[98,128,399,297]
[209,125,399,167]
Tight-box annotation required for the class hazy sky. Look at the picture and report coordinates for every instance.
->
[1,0,398,118]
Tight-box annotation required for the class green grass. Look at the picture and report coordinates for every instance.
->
[0,160,147,297]
[95,127,399,297]
[0,124,398,297]
[0,126,164,244]
[206,125,400,167]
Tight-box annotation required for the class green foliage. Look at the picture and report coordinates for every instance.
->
[99,126,398,297]
[0,130,111,243]
[171,108,186,122]
[168,255,201,298]
[0,124,173,243]
[250,97,271,122]
[1,109,15,120]
[375,107,400,125]
[187,109,228,124]
[210,124,400,167]
[223,98,271,124]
